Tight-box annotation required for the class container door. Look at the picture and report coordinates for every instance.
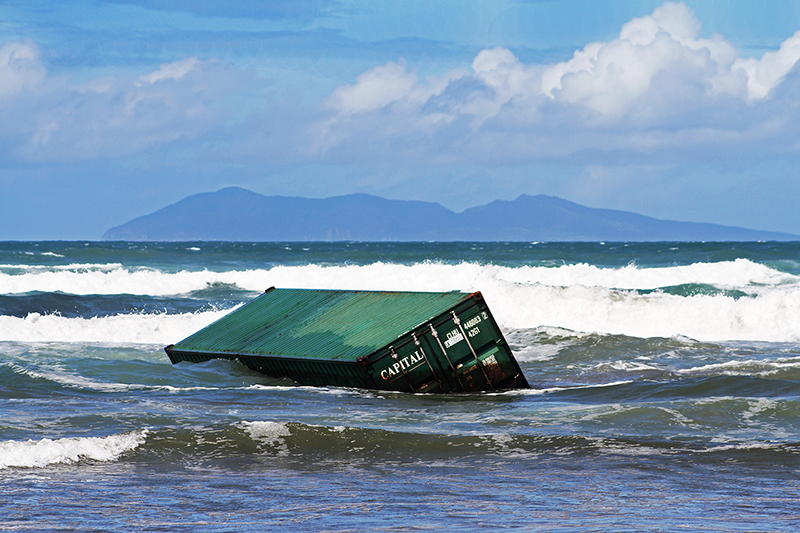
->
[427,306,521,392]
[363,303,527,393]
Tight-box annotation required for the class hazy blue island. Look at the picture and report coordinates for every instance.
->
[102,187,798,242]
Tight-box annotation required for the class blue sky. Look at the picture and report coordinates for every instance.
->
[3,0,800,239]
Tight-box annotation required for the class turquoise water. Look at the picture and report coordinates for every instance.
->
[2,241,800,531]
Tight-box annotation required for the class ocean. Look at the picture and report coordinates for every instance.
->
[1,241,799,532]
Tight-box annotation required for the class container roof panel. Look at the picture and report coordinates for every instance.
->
[171,288,473,361]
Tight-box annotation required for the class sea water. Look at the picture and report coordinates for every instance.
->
[1,241,799,531]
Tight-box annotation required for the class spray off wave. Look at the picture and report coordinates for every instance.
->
[1,260,799,342]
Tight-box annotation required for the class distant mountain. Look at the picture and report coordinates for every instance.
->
[102,187,799,242]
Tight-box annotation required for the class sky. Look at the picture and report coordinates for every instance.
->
[3,0,800,239]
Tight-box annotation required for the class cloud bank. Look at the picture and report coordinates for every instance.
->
[0,41,244,162]
[314,2,800,164]
[2,2,800,167]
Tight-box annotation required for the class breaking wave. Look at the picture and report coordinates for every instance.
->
[0,309,231,344]
[0,430,147,469]
[1,259,799,342]
[1,258,794,295]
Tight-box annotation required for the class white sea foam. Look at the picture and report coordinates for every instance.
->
[18,364,137,392]
[490,258,795,290]
[0,265,248,296]
[1,259,794,296]
[239,421,291,455]
[9,364,221,393]
[485,282,800,342]
[1,260,800,342]
[676,357,800,376]
[0,308,231,344]
[240,421,291,442]
[0,430,147,469]
[602,360,659,372]
[700,442,787,453]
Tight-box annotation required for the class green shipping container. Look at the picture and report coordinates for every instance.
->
[165,287,529,393]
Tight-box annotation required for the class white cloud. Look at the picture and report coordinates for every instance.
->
[323,58,463,118]
[325,59,419,114]
[0,40,46,101]
[541,2,744,116]
[468,48,541,119]
[733,30,800,99]
[0,49,243,162]
[4,2,800,169]
[137,57,203,86]
[313,59,465,154]
[314,2,800,163]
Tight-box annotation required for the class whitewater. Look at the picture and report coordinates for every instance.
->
[2,256,799,343]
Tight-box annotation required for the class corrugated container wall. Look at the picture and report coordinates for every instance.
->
[166,288,529,393]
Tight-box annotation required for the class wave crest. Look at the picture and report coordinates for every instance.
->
[2,260,800,342]
[0,309,231,344]
[0,430,147,469]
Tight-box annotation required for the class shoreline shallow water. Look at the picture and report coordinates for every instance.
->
[2,241,799,531]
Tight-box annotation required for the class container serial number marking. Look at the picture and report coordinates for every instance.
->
[444,331,464,348]
[463,314,484,329]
